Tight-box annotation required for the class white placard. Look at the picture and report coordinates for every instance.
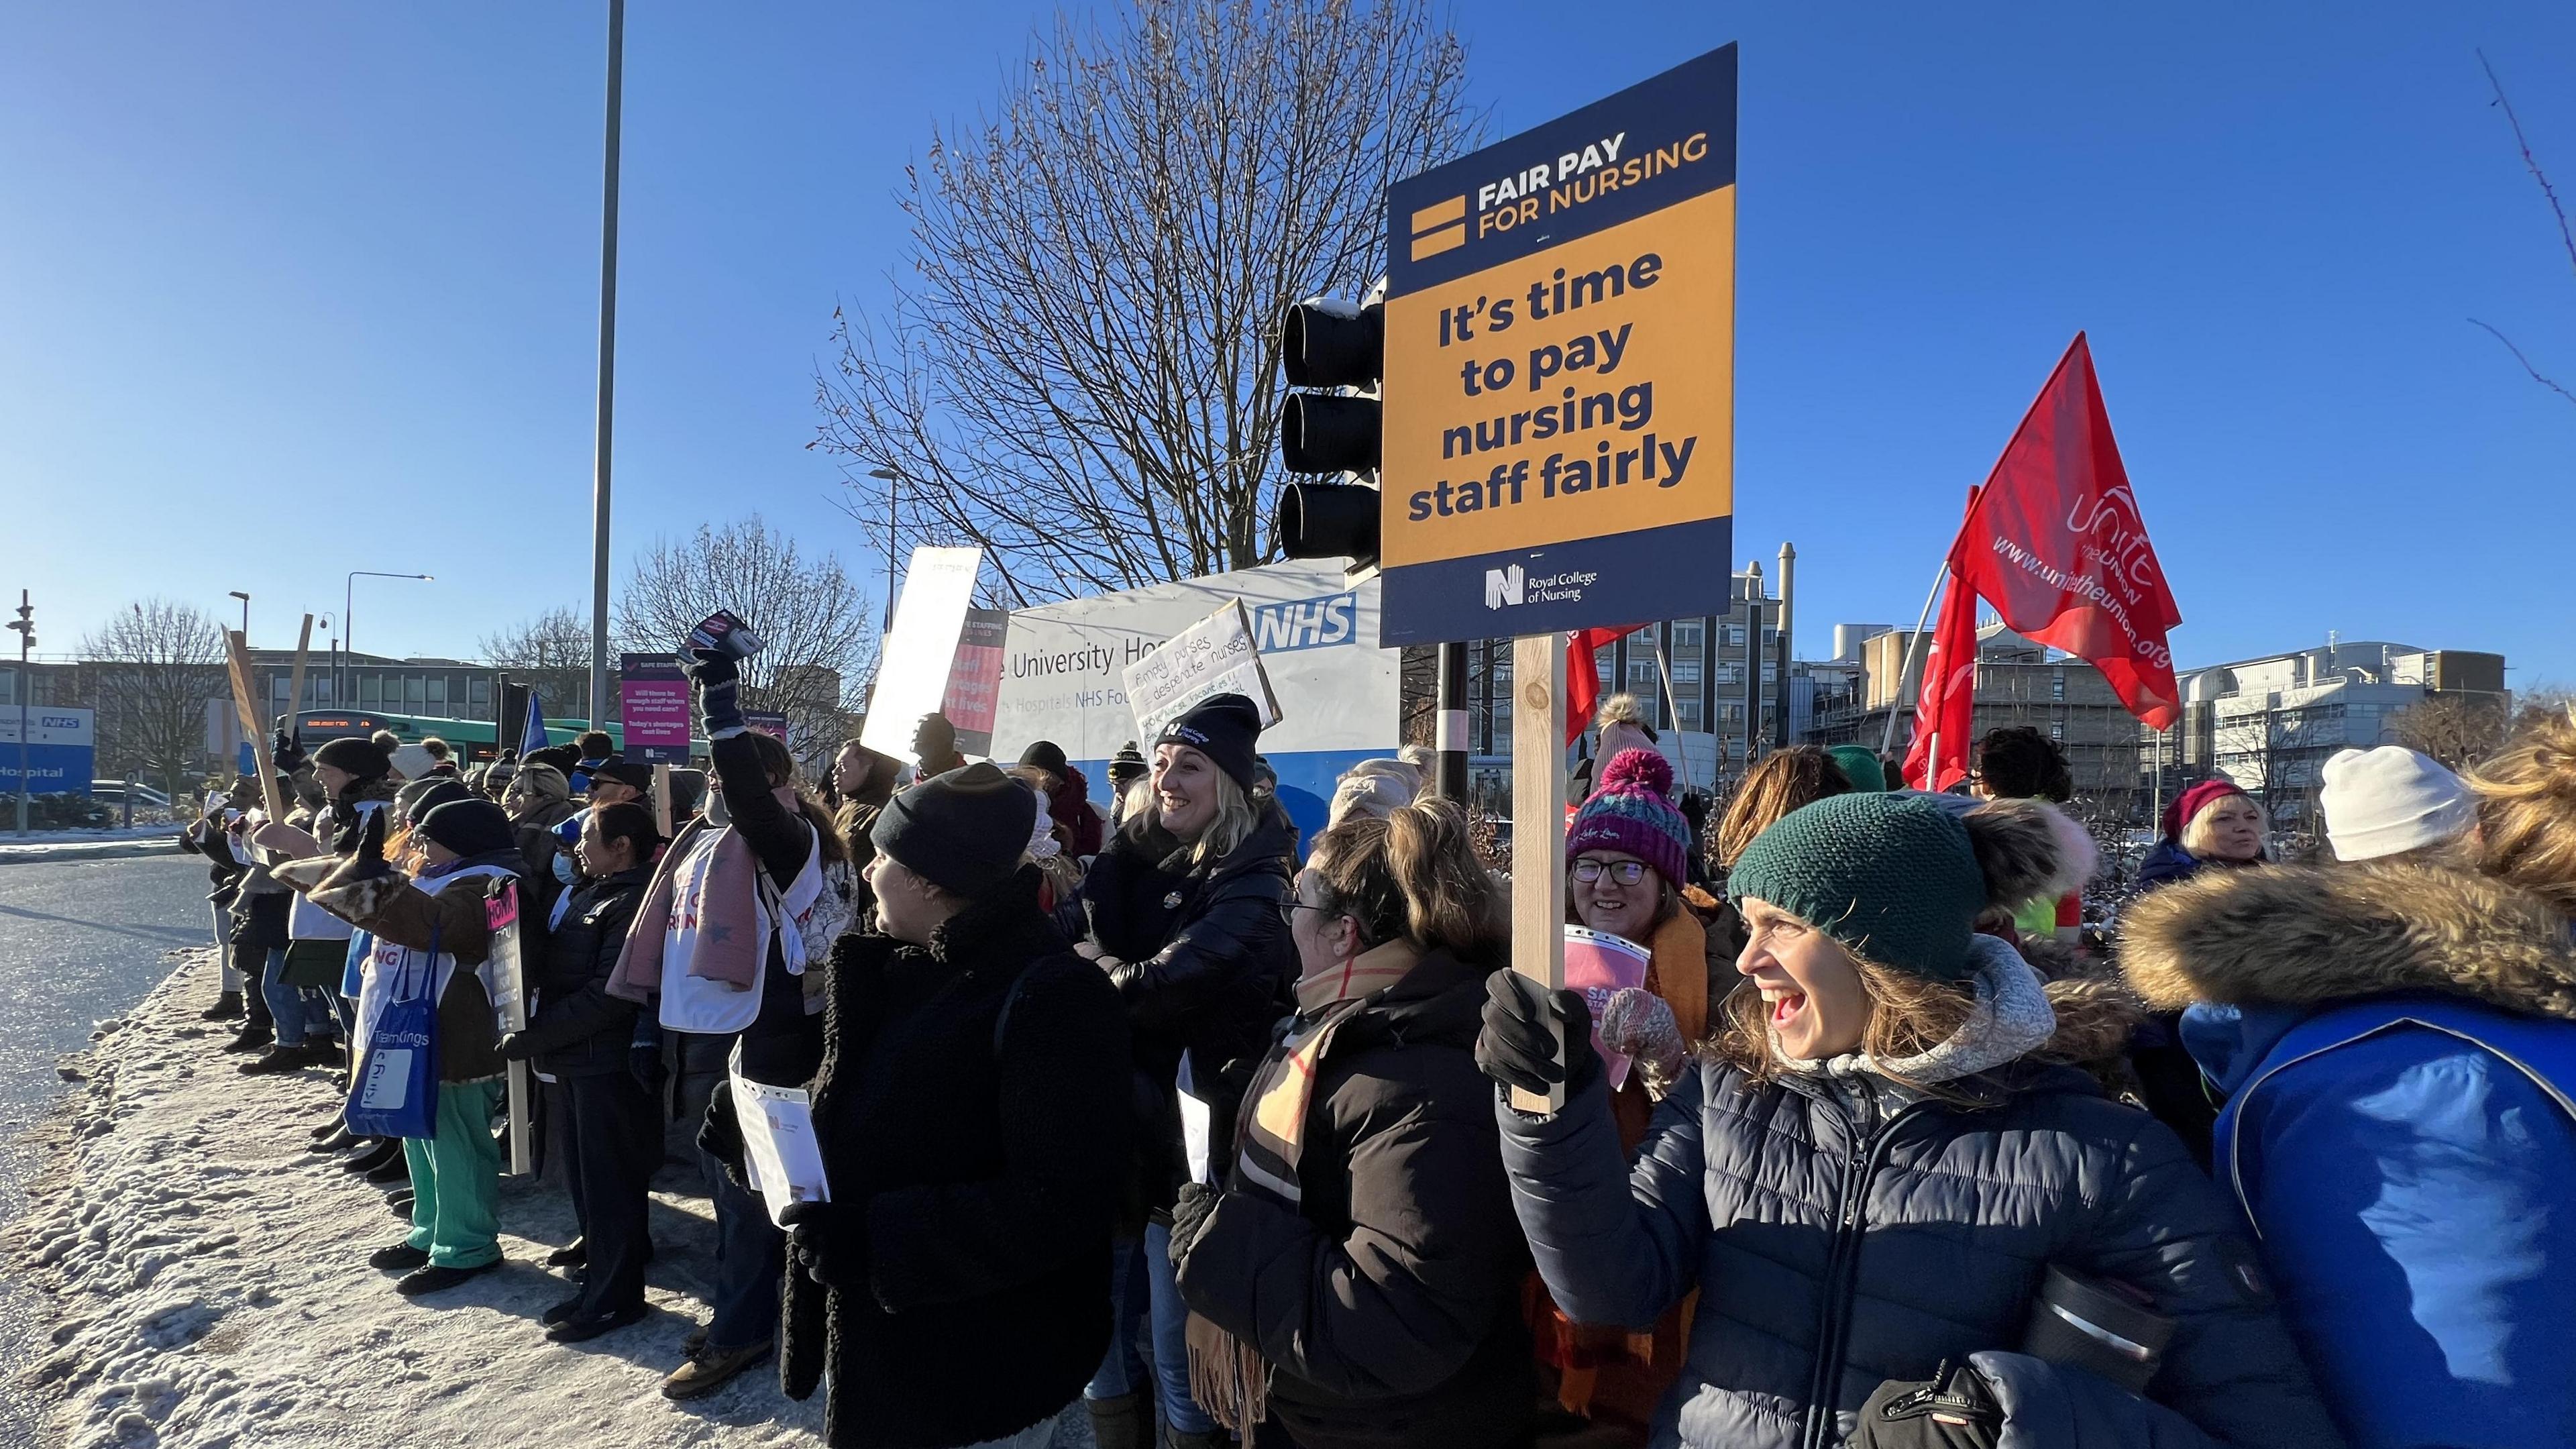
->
[861,546,985,761]
[1123,599,1282,743]
[729,1045,832,1228]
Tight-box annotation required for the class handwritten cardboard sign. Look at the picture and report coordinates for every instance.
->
[1122,599,1282,743]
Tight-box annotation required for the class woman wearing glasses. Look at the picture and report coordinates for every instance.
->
[1529,747,1715,1442]
[1167,797,1532,1448]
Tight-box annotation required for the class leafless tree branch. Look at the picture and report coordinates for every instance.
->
[74,599,229,799]
[812,0,1479,600]
[2469,318,2576,406]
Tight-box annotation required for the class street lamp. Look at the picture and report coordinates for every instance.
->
[869,466,902,632]
[227,590,250,641]
[345,572,434,708]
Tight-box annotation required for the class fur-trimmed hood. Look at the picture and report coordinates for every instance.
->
[2121,859,2576,1021]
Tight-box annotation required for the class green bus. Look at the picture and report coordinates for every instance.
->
[290,710,623,764]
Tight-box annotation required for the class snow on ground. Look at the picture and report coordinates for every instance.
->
[7,949,1095,1449]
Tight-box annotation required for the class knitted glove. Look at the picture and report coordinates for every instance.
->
[1475,969,1601,1100]
[1598,987,1686,1087]
[494,1031,535,1062]
[272,727,307,774]
[777,1199,840,1286]
[1167,1182,1222,1268]
[684,647,745,738]
[629,1040,667,1099]
[1847,1360,2003,1448]
[345,806,393,881]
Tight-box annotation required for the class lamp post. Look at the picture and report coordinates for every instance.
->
[8,591,31,837]
[588,0,627,730]
[345,572,435,708]
[869,466,902,632]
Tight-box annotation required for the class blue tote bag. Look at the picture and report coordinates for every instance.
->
[345,922,441,1139]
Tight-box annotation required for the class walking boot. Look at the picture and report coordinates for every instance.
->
[310,1122,356,1151]
[1085,1393,1148,1449]
[661,1339,773,1400]
[223,1022,273,1054]
[239,1043,323,1075]
[343,1138,403,1175]
[199,992,244,1022]
[364,1152,411,1185]
[395,1260,498,1296]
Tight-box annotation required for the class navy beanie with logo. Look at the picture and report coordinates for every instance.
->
[1156,694,1264,792]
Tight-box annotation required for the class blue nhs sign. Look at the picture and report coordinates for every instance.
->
[1250,592,1358,654]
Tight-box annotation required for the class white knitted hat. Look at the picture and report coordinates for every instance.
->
[2320,747,2475,861]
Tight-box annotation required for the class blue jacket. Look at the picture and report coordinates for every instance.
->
[2123,859,2576,1449]
[1495,957,2341,1449]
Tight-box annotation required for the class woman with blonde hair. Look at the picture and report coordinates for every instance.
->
[1481,792,2338,1449]
[1169,797,1532,1447]
[2138,780,2267,889]
[2121,705,2576,1449]
[1068,694,1296,1449]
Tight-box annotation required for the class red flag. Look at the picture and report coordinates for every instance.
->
[1947,333,2184,729]
[1563,627,1628,747]
[1901,556,1980,791]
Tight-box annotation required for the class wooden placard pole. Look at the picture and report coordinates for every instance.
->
[284,614,314,745]
[223,629,288,821]
[651,763,674,839]
[1509,633,1570,1115]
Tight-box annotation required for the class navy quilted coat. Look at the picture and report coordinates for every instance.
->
[1497,1059,2345,1449]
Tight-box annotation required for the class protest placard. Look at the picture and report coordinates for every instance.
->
[1122,598,1282,743]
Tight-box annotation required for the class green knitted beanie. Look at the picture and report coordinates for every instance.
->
[1826,745,1888,792]
[1727,792,1986,982]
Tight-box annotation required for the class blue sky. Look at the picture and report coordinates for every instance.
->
[4,3,2571,686]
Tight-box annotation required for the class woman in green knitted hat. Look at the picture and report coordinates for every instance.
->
[1474,792,2341,1449]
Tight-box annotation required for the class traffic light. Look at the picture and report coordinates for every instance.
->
[7,592,31,653]
[1276,295,1384,576]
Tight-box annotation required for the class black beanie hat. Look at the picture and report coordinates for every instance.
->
[870,761,1035,899]
[406,779,476,826]
[419,798,517,861]
[1018,739,1071,778]
[1157,694,1263,792]
[315,736,392,780]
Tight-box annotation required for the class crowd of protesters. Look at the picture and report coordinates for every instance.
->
[176,649,2576,1449]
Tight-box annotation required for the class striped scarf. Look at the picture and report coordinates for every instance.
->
[1189,940,1420,1430]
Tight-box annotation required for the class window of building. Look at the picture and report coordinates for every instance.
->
[468,676,488,714]
[1676,700,1703,730]
[1762,661,1778,683]
[427,676,447,712]
[1670,660,1701,685]
[405,676,425,710]
[2049,720,2065,741]
[1674,621,1703,649]
[1725,624,1747,647]
[360,673,380,708]
[2051,669,2066,702]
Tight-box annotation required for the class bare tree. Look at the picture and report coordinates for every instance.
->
[614,515,877,769]
[2394,693,2513,771]
[2473,50,2576,409]
[77,599,228,800]
[813,0,1477,603]
[477,606,594,720]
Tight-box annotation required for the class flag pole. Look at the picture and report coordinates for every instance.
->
[1878,561,1950,756]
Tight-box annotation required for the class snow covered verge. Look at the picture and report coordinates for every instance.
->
[5,948,1083,1449]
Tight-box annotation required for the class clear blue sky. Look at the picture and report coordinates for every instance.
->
[4,4,2571,686]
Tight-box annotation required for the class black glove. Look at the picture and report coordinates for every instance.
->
[1167,1182,1222,1267]
[697,1075,749,1191]
[345,805,393,880]
[777,1199,835,1285]
[1476,969,1601,1099]
[1847,1360,2004,1449]
[684,648,745,736]
[629,1040,667,1099]
[495,1032,534,1062]
[273,727,306,774]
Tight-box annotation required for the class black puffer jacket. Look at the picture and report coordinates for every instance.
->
[517,864,651,1077]
[780,867,1132,1449]
[1071,804,1296,1214]
[1499,1021,2344,1448]
[1175,947,1533,1449]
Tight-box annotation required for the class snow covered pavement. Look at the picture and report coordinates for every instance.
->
[5,949,1089,1449]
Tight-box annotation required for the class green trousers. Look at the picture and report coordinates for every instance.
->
[404,1079,504,1269]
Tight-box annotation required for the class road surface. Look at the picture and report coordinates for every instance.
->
[0,851,211,1446]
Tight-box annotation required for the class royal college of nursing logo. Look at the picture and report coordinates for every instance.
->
[1483,564,1524,610]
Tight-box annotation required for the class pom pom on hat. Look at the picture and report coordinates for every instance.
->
[1567,747,1693,888]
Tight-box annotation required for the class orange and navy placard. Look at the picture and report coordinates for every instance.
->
[1379,44,1736,646]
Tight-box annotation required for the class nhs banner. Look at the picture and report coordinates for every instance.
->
[0,706,98,795]
[991,560,1400,841]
